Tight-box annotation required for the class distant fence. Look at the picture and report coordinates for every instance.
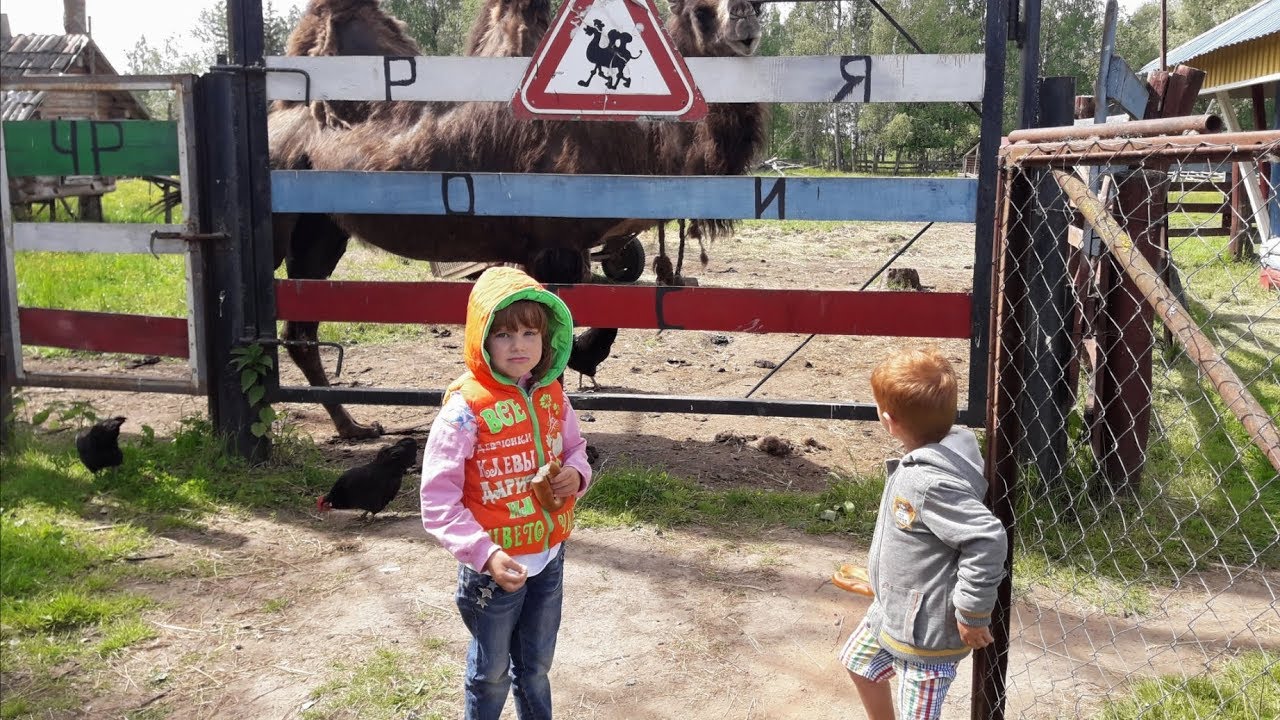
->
[983,130,1280,718]
[1167,173,1230,239]
[851,154,954,175]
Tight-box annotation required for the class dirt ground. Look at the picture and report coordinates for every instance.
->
[15,222,1272,718]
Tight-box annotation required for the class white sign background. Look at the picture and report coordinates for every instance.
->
[542,0,673,95]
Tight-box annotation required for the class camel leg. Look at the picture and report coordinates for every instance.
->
[283,214,384,439]
[653,221,675,285]
[273,213,297,269]
[676,219,688,278]
[529,247,588,284]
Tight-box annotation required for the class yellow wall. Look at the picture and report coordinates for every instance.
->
[1192,35,1280,91]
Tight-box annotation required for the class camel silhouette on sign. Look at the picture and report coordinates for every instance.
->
[578,19,644,90]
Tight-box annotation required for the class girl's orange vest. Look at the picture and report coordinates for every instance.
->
[449,266,580,557]
[451,376,576,556]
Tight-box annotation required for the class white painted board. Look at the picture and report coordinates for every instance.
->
[265,54,984,104]
[13,223,188,254]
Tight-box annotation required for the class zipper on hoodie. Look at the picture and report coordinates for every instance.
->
[517,384,555,551]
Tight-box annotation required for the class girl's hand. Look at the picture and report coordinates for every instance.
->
[550,466,582,498]
[486,550,527,592]
[957,620,993,649]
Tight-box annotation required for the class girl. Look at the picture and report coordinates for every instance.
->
[420,267,593,720]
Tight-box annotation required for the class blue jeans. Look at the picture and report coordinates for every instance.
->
[455,546,564,720]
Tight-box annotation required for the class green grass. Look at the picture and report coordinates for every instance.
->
[1099,652,1280,720]
[1009,221,1279,612]
[0,411,336,717]
[302,644,458,719]
[15,251,187,317]
[577,463,884,539]
[101,178,183,224]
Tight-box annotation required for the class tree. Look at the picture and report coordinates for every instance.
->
[859,0,983,169]
[1116,2,1161,73]
[382,0,472,56]
[1119,0,1259,70]
[126,1,302,118]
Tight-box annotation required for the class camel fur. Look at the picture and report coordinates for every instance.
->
[271,0,767,438]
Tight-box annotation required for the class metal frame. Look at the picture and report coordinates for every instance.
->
[243,16,1003,429]
[0,74,206,394]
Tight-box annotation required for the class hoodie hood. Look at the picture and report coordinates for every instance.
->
[938,426,984,474]
[461,267,574,388]
[899,426,986,488]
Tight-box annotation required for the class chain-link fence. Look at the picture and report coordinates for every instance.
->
[980,132,1280,719]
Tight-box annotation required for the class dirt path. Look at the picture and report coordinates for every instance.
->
[85,511,935,719]
[76,505,1273,720]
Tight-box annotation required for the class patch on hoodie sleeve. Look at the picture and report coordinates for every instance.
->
[893,497,917,529]
[440,394,477,434]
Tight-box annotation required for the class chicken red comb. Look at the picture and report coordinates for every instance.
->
[316,496,328,512]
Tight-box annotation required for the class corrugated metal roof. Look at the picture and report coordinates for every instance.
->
[1140,0,1280,73]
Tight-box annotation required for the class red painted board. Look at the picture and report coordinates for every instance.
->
[274,280,972,338]
[18,308,190,357]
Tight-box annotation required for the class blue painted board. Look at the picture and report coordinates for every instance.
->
[271,171,977,222]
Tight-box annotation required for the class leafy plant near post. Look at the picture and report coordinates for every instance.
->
[230,344,277,438]
[29,398,100,431]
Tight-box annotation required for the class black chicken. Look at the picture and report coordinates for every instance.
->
[75,416,126,473]
[317,437,419,519]
[566,328,618,389]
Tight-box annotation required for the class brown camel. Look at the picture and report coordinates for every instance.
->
[273,0,767,438]
[269,0,556,439]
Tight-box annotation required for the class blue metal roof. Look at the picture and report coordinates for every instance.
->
[1140,0,1280,73]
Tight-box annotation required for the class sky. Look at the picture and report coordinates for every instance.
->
[4,1,309,70]
[6,0,1151,72]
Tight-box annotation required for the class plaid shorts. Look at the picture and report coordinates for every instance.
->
[839,619,958,720]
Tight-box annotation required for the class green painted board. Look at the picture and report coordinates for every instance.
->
[4,119,179,177]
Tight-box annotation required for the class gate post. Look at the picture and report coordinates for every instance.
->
[969,0,1012,716]
[1,220,13,448]
[198,70,267,462]
[198,0,276,462]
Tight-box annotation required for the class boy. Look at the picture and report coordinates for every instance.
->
[840,348,1008,720]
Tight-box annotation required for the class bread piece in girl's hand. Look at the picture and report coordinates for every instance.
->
[531,461,564,511]
[832,564,874,597]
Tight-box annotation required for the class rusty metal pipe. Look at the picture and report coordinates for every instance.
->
[1053,170,1280,475]
[1003,131,1280,165]
[1007,115,1223,144]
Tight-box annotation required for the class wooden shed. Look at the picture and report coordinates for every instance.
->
[1,4,150,219]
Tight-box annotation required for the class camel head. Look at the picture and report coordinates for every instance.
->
[287,0,422,58]
[466,0,553,57]
[667,0,763,58]
[283,0,424,129]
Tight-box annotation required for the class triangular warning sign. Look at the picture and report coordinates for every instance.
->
[512,0,707,121]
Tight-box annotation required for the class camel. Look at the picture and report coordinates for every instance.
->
[272,0,768,438]
[269,0,555,439]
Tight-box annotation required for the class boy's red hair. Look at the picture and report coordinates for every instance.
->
[870,348,957,444]
[489,300,553,380]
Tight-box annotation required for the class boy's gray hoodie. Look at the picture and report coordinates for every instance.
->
[865,427,1007,665]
